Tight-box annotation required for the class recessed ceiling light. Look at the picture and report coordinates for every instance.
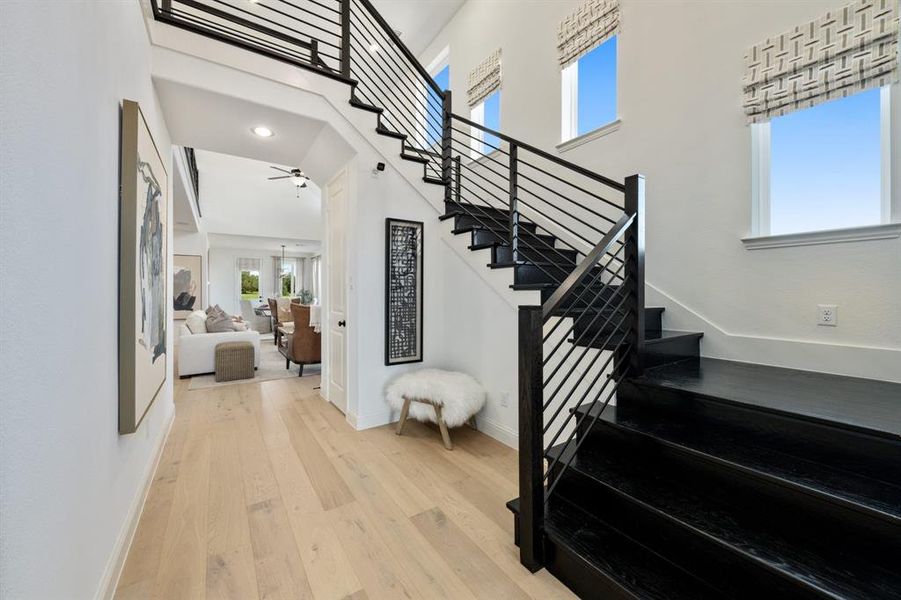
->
[251,126,274,138]
[368,43,380,53]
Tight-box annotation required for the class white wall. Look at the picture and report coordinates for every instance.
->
[208,245,314,316]
[0,2,175,599]
[420,0,901,381]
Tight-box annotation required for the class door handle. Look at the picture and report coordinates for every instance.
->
[338,320,346,327]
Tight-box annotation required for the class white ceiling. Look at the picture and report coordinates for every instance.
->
[154,79,355,185]
[207,233,320,253]
[371,0,464,55]
[194,149,323,242]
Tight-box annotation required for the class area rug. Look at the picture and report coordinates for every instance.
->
[188,338,321,390]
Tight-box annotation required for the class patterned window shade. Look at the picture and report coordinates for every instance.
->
[467,49,502,107]
[557,0,620,68]
[743,0,899,124]
[236,257,261,271]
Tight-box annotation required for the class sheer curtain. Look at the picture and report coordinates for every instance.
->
[310,255,321,303]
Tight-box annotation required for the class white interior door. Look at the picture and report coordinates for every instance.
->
[326,172,348,413]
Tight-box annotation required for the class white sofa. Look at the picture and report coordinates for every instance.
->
[177,323,261,377]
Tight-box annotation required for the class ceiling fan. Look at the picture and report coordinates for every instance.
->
[268,166,310,196]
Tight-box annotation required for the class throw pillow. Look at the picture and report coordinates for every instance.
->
[206,314,240,333]
[185,310,208,334]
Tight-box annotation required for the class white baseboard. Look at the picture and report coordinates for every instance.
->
[97,408,175,600]
[347,407,395,430]
[474,416,518,449]
[647,282,901,383]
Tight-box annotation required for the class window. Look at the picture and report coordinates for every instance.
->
[425,49,450,149]
[277,258,298,297]
[470,90,501,158]
[561,35,617,143]
[751,87,891,238]
[239,268,260,301]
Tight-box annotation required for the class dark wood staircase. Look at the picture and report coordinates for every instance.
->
[508,359,901,599]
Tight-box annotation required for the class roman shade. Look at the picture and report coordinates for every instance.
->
[743,0,899,123]
[467,49,502,107]
[557,0,620,68]
[236,257,260,272]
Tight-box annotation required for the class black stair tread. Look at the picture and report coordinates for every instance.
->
[349,96,383,114]
[399,152,430,165]
[422,175,444,185]
[547,443,901,599]
[635,358,901,440]
[580,402,901,525]
[544,495,722,600]
[375,125,406,140]
[403,145,441,158]
[644,329,703,344]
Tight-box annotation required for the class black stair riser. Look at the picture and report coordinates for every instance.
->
[494,244,578,266]
[444,201,511,221]
[576,412,901,549]
[453,212,538,234]
[549,468,822,600]
[543,537,643,600]
[468,227,556,249]
[617,381,901,485]
[640,337,701,369]
[572,307,663,338]
[514,263,600,286]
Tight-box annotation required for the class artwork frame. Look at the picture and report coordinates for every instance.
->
[385,218,424,366]
[173,254,202,319]
[119,99,168,435]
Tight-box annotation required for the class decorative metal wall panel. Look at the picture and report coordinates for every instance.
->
[558,0,619,68]
[744,0,899,123]
[385,219,423,365]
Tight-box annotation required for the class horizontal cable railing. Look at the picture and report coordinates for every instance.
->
[152,0,343,74]
[150,0,645,575]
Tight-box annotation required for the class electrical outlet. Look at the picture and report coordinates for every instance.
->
[817,304,838,327]
[500,391,510,408]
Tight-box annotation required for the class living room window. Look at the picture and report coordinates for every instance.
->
[470,90,501,159]
[561,35,618,144]
[750,87,893,240]
[239,268,260,301]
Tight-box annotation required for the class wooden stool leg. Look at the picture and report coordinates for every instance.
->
[396,397,412,436]
[433,404,453,450]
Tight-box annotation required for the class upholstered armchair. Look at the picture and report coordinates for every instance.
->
[277,303,321,376]
[267,297,293,346]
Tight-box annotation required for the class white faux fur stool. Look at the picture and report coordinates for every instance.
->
[386,369,486,450]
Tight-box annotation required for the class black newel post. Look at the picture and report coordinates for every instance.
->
[518,305,545,571]
[509,143,519,263]
[442,90,453,203]
[623,174,646,377]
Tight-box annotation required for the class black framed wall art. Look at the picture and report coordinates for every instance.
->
[385,218,423,365]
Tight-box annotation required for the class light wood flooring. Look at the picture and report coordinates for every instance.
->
[114,374,576,599]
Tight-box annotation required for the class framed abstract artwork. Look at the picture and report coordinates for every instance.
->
[119,99,168,434]
[385,218,423,365]
[173,254,202,319]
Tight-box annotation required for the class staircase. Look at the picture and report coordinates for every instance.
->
[150,1,901,598]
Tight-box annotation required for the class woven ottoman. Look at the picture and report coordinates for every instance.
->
[215,341,255,382]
